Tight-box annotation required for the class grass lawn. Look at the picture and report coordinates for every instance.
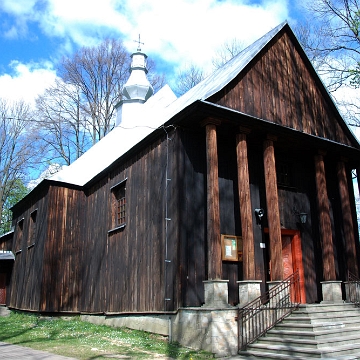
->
[0,311,213,359]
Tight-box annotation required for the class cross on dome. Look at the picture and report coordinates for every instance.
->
[134,34,144,51]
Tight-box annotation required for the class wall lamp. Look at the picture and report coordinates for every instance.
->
[293,207,307,224]
[255,208,264,222]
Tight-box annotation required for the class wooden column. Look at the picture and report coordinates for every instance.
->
[314,152,336,281]
[203,118,222,280]
[337,160,359,276]
[236,127,255,280]
[263,135,283,281]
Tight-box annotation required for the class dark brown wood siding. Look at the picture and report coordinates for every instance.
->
[208,31,353,147]
[9,186,50,310]
[40,186,85,312]
[178,128,207,306]
[80,131,182,313]
[177,127,242,306]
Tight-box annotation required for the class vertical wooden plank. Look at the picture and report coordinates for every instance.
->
[314,153,336,281]
[236,129,255,279]
[337,160,359,276]
[263,136,283,280]
[203,120,222,280]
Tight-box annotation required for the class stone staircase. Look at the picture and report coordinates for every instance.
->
[237,303,360,359]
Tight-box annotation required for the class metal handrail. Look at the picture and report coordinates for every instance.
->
[238,271,301,351]
[347,271,360,307]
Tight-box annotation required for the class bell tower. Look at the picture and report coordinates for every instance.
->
[116,35,154,127]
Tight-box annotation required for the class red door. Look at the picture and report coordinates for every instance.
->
[0,273,6,305]
[281,230,306,304]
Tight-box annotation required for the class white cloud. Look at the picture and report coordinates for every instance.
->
[120,0,289,71]
[0,0,291,104]
[0,0,38,15]
[1,0,290,69]
[0,61,56,105]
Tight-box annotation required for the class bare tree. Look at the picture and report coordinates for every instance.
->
[0,99,43,234]
[59,38,131,144]
[212,38,244,69]
[174,38,244,96]
[296,0,360,126]
[38,38,166,161]
[174,64,206,96]
[36,78,91,165]
[147,58,167,93]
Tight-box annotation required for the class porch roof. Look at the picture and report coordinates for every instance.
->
[0,251,15,261]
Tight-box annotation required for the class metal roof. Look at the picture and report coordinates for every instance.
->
[0,250,15,261]
[48,22,288,187]
[45,20,358,188]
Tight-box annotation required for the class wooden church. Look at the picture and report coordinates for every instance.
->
[1,21,360,353]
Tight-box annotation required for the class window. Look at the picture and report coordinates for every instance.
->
[28,209,37,248]
[110,178,127,232]
[276,161,294,188]
[15,218,24,255]
[114,186,126,226]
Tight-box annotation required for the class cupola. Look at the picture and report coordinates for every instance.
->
[116,39,154,126]
[122,51,154,102]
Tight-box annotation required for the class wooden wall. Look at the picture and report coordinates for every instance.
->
[40,186,85,312]
[7,121,358,312]
[209,30,354,147]
[9,186,50,310]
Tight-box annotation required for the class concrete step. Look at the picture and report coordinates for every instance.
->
[258,333,360,349]
[299,303,357,311]
[237,303,360,359]
[237,349,360,359]
[245,342,360,358]
[268,326,360,341]
[274,318,360,331]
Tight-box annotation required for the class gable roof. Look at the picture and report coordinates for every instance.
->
[49,21,359,188]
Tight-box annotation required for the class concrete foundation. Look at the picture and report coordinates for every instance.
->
[80,279,239,357]
[237,280,262,307]
[344,281,360,303]
[203,280,230,308]
[172,307,238,357]
[321,281,343,303]
[80,313,171,335]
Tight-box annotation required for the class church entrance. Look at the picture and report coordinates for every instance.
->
[264,228,306,303]
[280,229,306,303]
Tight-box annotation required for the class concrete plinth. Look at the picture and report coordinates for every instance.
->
[321,281,343,303]
[237,280,262,307]
[203,280,230,308]
[172,307,238,357]
[344,281,360,303]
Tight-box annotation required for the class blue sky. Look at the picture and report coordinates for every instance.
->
[0,0,307,104]
[0,0,358,204]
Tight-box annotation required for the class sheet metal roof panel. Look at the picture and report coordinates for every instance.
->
[48,22,289,187]
[0,251,15,261]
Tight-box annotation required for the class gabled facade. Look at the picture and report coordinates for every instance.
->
[2,21,360,355]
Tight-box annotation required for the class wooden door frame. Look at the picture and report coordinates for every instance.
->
[264,228,306,303]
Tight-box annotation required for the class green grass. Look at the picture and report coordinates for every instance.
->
[0,311,213,359]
